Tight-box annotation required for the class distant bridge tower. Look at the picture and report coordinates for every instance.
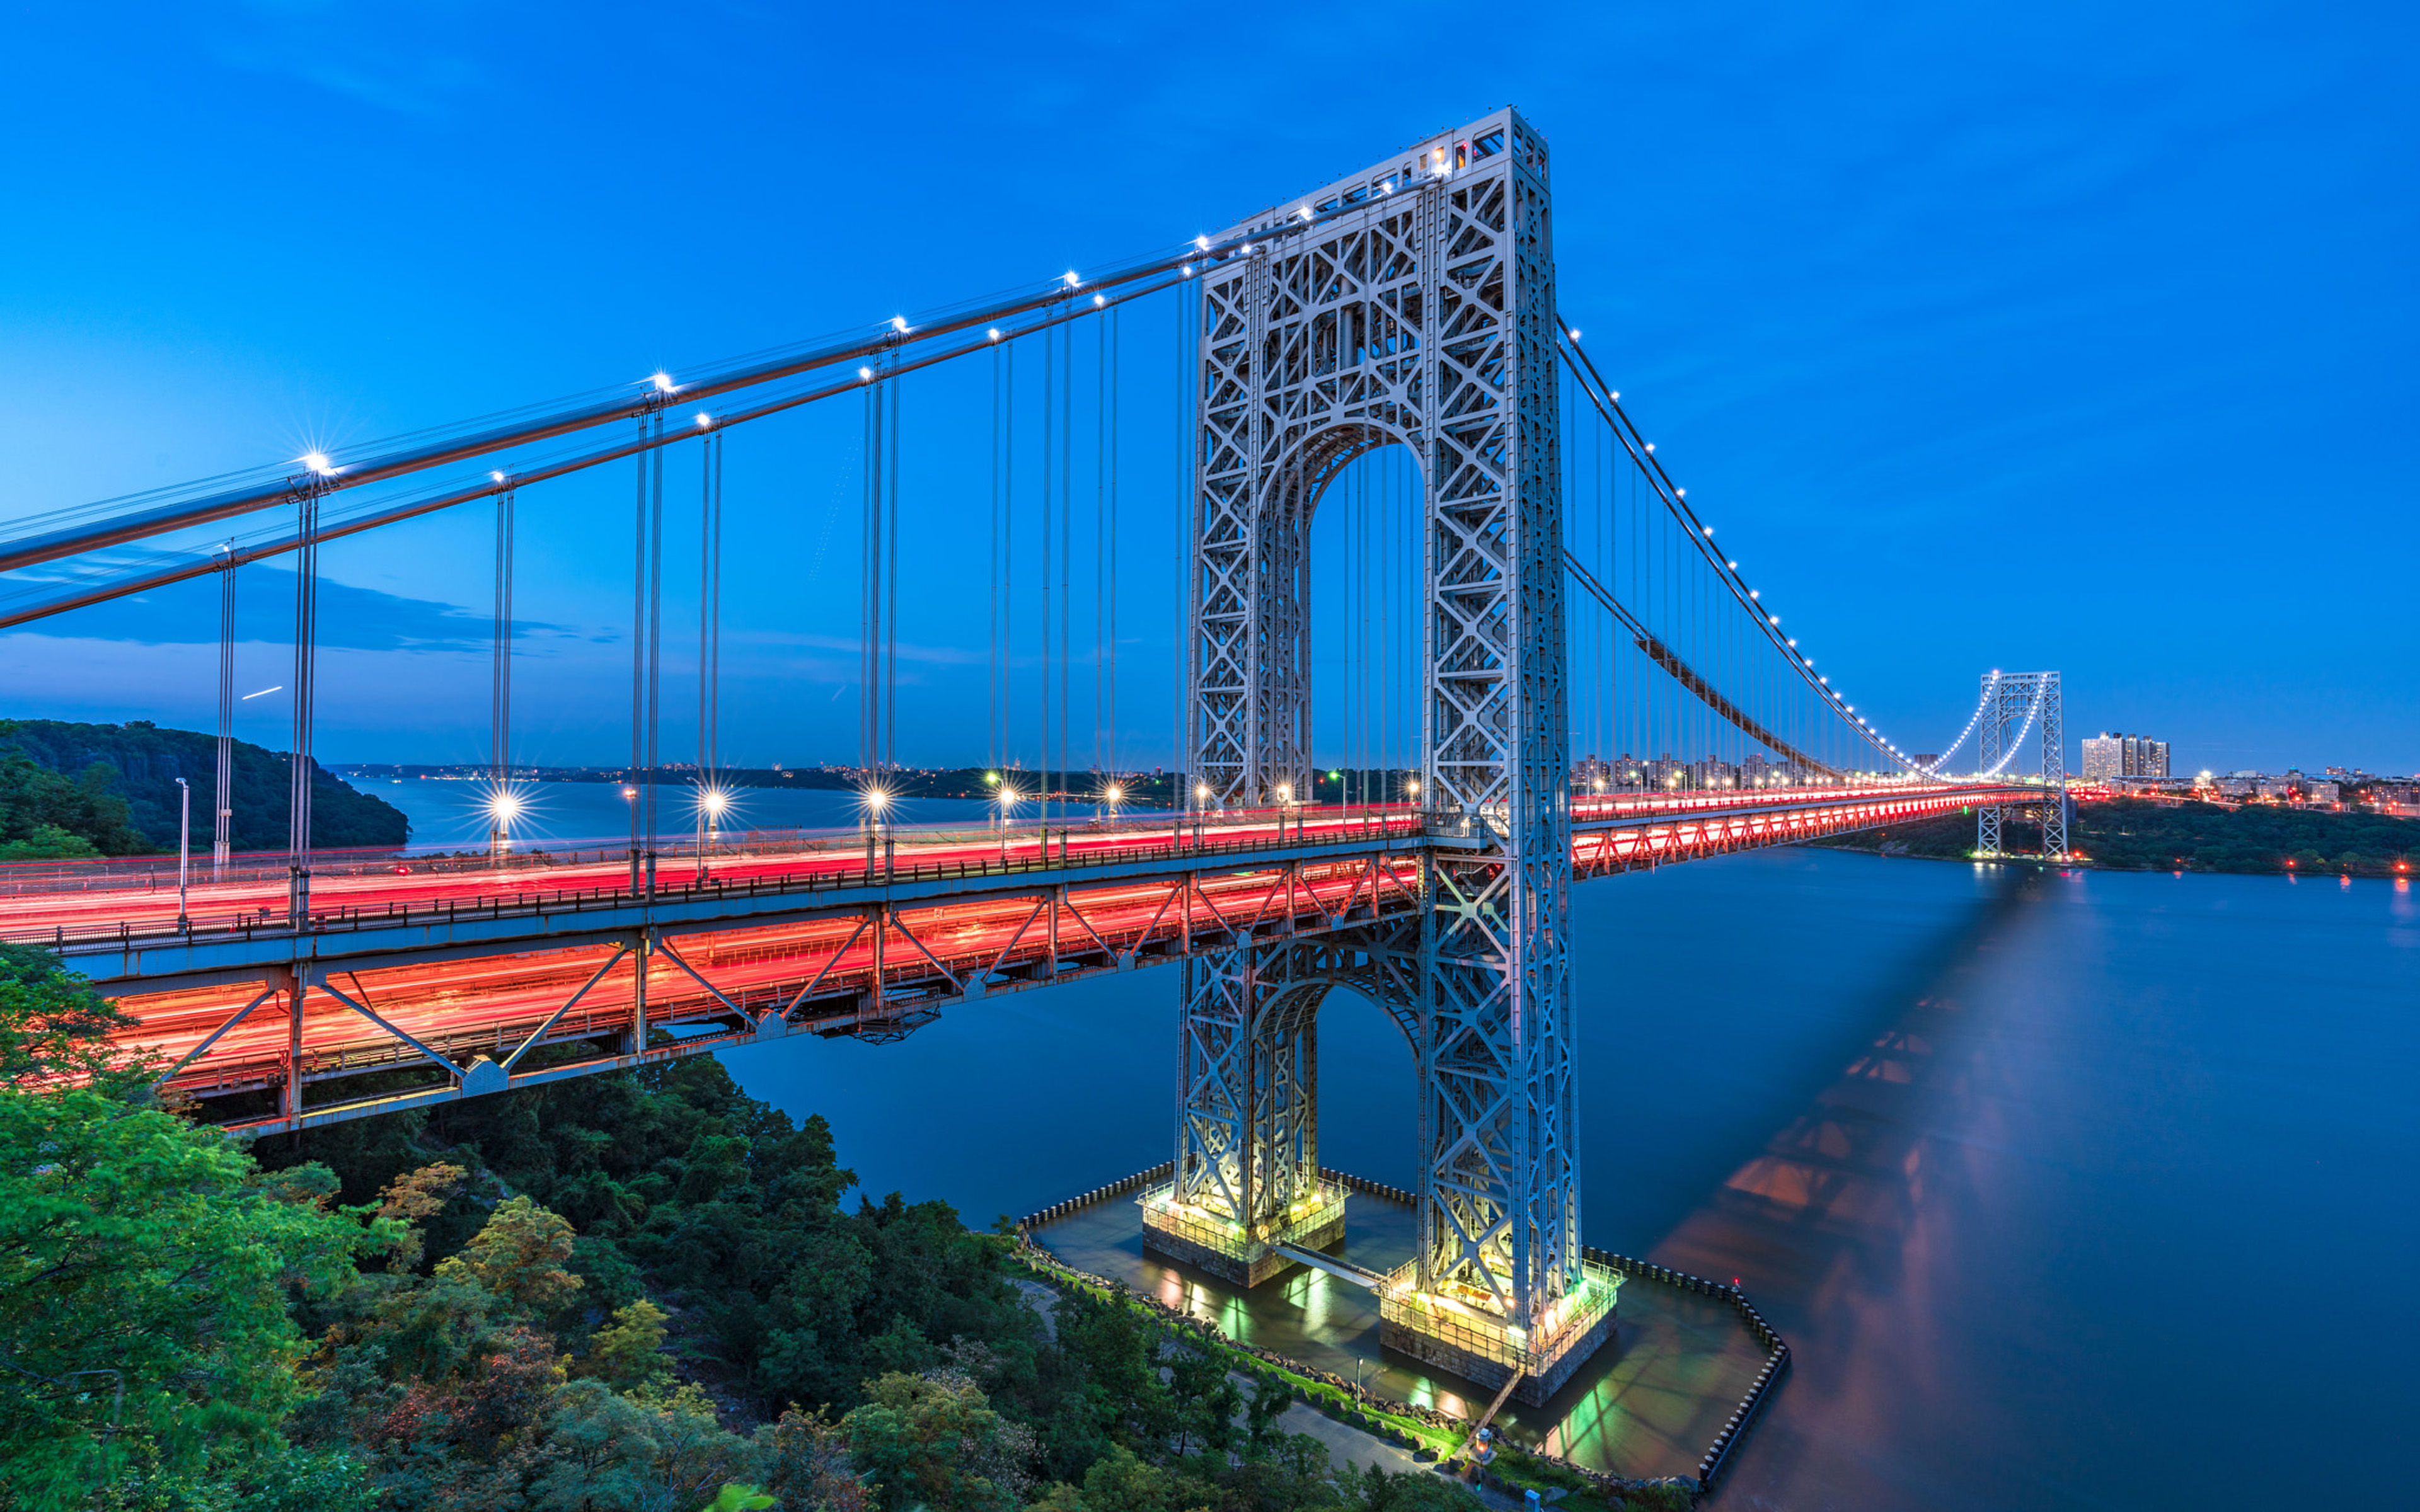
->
[1976,670,2067,859]
[1156,107,1615,1405]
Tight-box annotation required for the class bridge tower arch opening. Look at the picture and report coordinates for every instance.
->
[1160,107,1616,1406]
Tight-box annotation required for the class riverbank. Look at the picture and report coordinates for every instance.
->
[1811,794,2417,876]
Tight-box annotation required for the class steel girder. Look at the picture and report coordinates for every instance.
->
[1179,110,1578,1333]
[1172,924,1422,1234]
[1976,671,2067,858]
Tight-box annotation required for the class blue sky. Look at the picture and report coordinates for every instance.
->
[1,1,2411,775]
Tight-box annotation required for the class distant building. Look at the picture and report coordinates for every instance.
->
[2082,735,2123,783]
[2306,780,2341,805]
[2085,732,2169,781]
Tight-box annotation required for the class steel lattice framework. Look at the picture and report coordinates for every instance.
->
[1173,109,1588,1397]
[1976,670,2068,858]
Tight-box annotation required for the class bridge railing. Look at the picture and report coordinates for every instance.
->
[4,782,2035,957]
[6,804,1436,953]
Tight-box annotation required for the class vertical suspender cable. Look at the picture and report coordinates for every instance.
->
[630,419,648,892]
[990,345,1002,777]
[1004,343,1016,794]
[1040,329,1053,822]
[861,377,882,791]
[1176,280,1193,806]
[1059,320,1072,816]
[709,437,722,799]
[1095,310,1105,788]
[214,551,234,878]
[493,483,515,859]
[886,376,901,776]
[697,434,720,872]
[287,483,318,924]
[1107,304,1119,789]
[645,416,666,891]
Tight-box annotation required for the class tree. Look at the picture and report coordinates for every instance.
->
[753,1405,872,1512]
[436,1196,584,1317]
[0,753,149,857]
[373,1162,468,1273]
[841,1372,1025,1512]
[576,1300,676,1394]
[0,942,144,1091]
[86,1440,378,1512]
[531,1380,764,1512]
[1243,1372,1292,1455]
[0,719,410,852]
[0,1086,381,1509]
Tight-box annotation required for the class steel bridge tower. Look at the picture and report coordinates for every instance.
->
[1976,670,2067,859]
[1154,108,1614,1404]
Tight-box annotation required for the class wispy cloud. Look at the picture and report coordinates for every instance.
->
[15,564,580,652]
[211,1,491,116]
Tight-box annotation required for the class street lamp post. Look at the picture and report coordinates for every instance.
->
[173,777,190,930]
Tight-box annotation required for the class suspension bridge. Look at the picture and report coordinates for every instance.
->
[1,108,2066,1403]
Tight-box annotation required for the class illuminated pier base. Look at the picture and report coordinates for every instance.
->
[1138,1182,1349,1288]
[1379,1261,1623,1407]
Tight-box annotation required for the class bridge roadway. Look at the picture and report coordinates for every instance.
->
[9,782,2032,1133]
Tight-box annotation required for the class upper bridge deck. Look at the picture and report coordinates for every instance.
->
[8,781,2042,1135]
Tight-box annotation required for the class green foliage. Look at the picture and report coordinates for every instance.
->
[372,1161,468,1273]
[88,1440,379,1512]
[0,1012,1522,1512]
[1816,796,2419,875]
[0,753,149,857]
[0,941,146,1090]
[577,1300,677,1393]
[752,1404,873,1511]
[265,1053,1035,1419]
[435,1194,584,1318]
[2067,798,2416,875]
[0,1087,383,1509]
[840,1371,1027,1511]
[531,1380,763,1512]
[0,822,105,861]
[0,718,410,853]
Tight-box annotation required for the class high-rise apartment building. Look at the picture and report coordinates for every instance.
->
[2083,735,2123,782]
[2084,732,2171,781]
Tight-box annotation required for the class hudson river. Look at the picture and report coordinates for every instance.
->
[376,781,2419,1507]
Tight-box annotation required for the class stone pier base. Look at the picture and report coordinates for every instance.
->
[1138,1184,1350,1287]
[1378,1262,1623,1407]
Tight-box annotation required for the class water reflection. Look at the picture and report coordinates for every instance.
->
[1645,870,2046,1505]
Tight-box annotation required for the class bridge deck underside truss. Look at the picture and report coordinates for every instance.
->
[115,844,1426,1134]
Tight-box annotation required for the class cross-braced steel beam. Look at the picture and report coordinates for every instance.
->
[1177,109,1589,1399]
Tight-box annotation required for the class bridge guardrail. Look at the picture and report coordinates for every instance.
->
[9,784,2032,959]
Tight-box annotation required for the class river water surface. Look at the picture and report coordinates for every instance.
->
[379,781,2420,1507]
